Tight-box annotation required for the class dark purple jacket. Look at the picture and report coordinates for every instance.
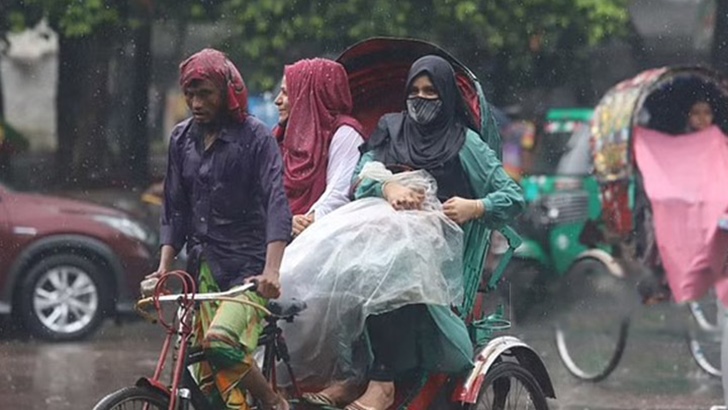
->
[161,116,292,290]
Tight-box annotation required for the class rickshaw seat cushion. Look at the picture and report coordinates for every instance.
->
[633,125,728,304]
[267,298,307,318]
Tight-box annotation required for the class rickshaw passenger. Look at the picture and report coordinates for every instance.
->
[273,59,365,237]
[306,55,524,410]
[686,99,714,133]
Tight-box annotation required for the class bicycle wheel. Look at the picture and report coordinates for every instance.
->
[689,289,721,333]
[687,328,722,377]
[553,258,632,382]
[468,361,549,410]
[93,386,170,410]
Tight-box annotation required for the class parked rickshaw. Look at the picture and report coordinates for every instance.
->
[92,37,555,410]
[556,66,728,382]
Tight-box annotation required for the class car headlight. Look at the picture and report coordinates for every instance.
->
[93,215,155,244]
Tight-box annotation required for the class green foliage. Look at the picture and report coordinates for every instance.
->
[0,0,120,38]
[0,0,42,42]
[0,0,225,39]
[1,0,629,94]
[220,0,630,94]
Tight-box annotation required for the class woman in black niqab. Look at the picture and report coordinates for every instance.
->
[363,55,477,208]
[366,55,475,171]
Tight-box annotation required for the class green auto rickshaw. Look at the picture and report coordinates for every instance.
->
[507,108,623,311]
[502,108,632,384]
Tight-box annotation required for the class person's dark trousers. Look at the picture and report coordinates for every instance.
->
[366,304,427,382]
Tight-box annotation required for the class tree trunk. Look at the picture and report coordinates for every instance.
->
[126,20,152,186]
[56,30,114,186]
[712,0,728,74]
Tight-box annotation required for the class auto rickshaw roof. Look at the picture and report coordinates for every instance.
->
[546,108,594,122]
[545,108,594,134]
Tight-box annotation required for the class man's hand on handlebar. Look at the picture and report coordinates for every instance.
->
[246,268,281,299]
[146,245,176,280]
[142,264,170,298]
[145,268,167,280]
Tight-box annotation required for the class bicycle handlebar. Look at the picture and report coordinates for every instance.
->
[135,280,273,323]
[151,281,257,303]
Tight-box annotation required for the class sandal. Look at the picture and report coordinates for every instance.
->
[343,400,379,410]
[302,392,339,407]
[303,382,365,408]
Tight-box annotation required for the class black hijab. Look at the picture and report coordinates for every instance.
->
[366,55,469,170]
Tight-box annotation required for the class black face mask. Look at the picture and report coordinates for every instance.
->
[407,97,443,125]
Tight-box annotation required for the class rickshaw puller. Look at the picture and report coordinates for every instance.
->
[151,48,292,410]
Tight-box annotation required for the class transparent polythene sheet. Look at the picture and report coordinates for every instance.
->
[276,169,464,386]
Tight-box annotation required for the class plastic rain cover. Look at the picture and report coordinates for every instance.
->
[276,163,464,386]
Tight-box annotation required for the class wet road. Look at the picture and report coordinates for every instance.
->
[0,301,723,410]
[515,301,724,410]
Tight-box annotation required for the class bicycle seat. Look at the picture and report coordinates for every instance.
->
[267,298,307,318]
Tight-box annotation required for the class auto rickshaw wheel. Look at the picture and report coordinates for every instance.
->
[553,257,632,382]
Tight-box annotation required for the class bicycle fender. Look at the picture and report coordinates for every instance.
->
[574,249,625,278]
[452,336,555,404]
[136,377,171,396]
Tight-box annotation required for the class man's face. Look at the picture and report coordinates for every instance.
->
[184,78,224,124]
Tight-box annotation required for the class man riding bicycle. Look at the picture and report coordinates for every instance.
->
[149,48,292,410]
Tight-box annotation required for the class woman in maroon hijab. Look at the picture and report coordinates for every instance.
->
[274,58,365,237]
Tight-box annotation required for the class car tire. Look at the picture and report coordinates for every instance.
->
[18,253,110,341]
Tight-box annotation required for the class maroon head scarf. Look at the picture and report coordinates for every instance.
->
[281,58,363,215]
[179,48,248,123]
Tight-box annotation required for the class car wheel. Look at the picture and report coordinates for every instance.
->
[18,253,110,341]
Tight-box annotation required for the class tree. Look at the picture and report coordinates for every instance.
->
[219,0,630,103]
[1,0,630,187]
[0,0,223,187]
[0,0,125,185]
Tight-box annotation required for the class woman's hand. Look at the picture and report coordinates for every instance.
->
[292,214,314,237]
[383,182,425,210]
[443,197,484,224]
